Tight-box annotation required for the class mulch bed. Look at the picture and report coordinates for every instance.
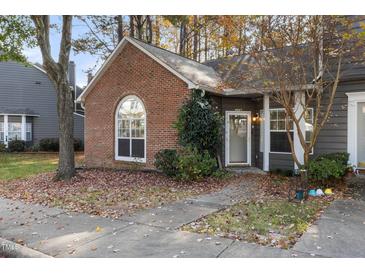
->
[0,169,247,219]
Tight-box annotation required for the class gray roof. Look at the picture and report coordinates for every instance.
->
[130,38,222,91]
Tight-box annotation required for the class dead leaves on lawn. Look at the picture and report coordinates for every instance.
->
[0,169,243,219]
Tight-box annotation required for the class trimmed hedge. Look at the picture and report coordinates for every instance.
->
[39,138,84,152]
[8,140,26,152]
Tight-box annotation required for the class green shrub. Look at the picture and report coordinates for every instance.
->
[74,138,84,151]
[155,149,179,177]
[39,138,59,151]
[308,157,346,184]
[154,147,218,180]
[39,138,83,151]
[315,152,349,167]
[8,140,25,152]
[174,90,223,156]
[177,147,217,181]
[0,143,7,153]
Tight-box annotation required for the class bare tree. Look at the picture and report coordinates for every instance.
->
[247,16,364,168]
[31,15,75,180]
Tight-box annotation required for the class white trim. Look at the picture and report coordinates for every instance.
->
[263,94,270,171]
[21,115,26,141]
[294,91,306,169]
[346,91,365,167]
[114,95,147,163]
[77,37,199,103]
[73,112,85,118]
[225,111,251,167]
[0,113,39,117]
[3,115,8,146]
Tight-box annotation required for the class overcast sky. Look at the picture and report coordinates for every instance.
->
[23,16,101,88]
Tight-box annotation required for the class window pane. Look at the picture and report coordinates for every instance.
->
[270,132,293,153]
[118,98,145,119]
[132,139,144,158]
[0,133,4,142]
[277,110,286,120]
[270,121,277,130]
[278,120,286,130]
[118,120,130,138]
[118,139,130,157]
[270,110,277,120]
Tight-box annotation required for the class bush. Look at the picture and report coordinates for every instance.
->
[177,147,217,181]
[308,152,349,184]
[39,138,84,151]
[0,143,6,153]
[154,147,217,181]
[8,140,25,152]
[174,90,223,156]
[155,149,179,177]
[74,138,84,151]
[39,138,59,151]
[316,152,349,167]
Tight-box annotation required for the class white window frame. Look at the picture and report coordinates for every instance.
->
[0,121,4,143]
[269,108,294,154]
[8,121,22,141]
[115,95,146,163]
[346,91,365,168]
[266,107,314,155]
[26,122,32,141]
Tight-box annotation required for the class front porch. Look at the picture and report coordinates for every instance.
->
[210,90,311,172]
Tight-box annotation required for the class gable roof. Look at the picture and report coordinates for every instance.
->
[77,37,223,102]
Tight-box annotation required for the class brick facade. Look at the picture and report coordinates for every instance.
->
[84,42,191,169]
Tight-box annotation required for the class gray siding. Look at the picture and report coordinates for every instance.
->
[0,61,84,144]
[314,79,365,155]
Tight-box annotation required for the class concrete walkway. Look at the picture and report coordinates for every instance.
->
[1,178,364,258]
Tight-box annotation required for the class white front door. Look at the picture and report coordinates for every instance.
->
[225,111,251,166]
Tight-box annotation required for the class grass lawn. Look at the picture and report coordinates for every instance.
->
[0,153,84,181]
[183,198,329,249]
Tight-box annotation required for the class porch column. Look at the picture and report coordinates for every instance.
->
[4,115,8,145]
[21,115,26,141]
[294,91,306,169]
[263,94,270,171]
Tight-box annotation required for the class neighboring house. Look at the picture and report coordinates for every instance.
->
[77,36,365,172]
[0,60,84,147]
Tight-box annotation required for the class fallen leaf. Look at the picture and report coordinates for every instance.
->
[95,226,102,232]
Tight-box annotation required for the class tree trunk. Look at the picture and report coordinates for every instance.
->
[179,21,186,56]
[56,82,75,180]
[155,16,160,46]
[146,16,153,44]
[116,15,124,42]
[193,15,198,60]
[129,16,135,37]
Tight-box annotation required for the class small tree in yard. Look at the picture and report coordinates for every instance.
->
[245,16,365,170]
[1,15,76,180]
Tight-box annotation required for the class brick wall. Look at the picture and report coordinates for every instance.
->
[84,42,190,169]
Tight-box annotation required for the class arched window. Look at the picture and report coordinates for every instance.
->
[115,95,146,162]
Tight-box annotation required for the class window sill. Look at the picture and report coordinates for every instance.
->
[115,156,146,163]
